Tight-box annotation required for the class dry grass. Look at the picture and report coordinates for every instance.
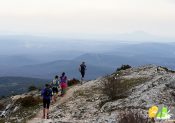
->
[102,76,148,100]
[74,86,101,98]
[0,103,4,110]
[118,111,154,123]
[15,96,42,108]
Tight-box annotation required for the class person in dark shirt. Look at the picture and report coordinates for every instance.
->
[41,84,52,119]
[79,62,87,84]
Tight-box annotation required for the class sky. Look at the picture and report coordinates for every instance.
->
[0,0,175,40]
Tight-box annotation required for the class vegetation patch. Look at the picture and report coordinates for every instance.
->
[7,105,40,123]
[0,103,4,110]
[74,86,101,98]
[121,77,148,88]
[15,96,42,108]
[6,96,43,123]
[28,85,38,92]
[117,64,132,71]
[118,111,154,123]
[67,78,80,87]
[0,119,5,123]
[102,76,148,100]
[160,66,175,73]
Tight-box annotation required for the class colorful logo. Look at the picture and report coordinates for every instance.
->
[149,105,171,120]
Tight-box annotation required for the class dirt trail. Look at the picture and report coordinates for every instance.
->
[27,85,80,123]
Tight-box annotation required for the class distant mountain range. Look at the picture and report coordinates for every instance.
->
[0,77,49,97]
[1,42,175,80]
[1,35,175,98]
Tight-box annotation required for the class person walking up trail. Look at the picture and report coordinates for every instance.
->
[79,62,87,84]
[60,72,68,97]
[41,84,52,119]
[51,75,60,103]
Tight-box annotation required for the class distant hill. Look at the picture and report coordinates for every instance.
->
[0,77,49,97]
[1,42,175,80]
[3,60,114,80]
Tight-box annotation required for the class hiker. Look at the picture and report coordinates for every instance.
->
[79,62,87,84]
[60,72,67,96]
[51,75,60,103]
[41,84,52,119]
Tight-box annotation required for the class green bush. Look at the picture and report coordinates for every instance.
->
[28,85,38,92]
[16,96,42,107]
[117,64,131,71]
[67,78,80,86]
[118,111,154,123]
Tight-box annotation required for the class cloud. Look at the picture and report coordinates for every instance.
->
[0,0,175,39]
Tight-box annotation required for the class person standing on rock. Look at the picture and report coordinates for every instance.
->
[41,84,52,119]
[79,62,87,84]
[60,72,67,97]
[51,75,60,103]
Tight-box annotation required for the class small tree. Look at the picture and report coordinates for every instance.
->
[28,85,38,92]
[117,64,131,71]
[67,78,80,86]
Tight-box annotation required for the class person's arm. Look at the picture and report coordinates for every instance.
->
[41,89,44,96]
[50,89,53,97]
[65,76,68,83]
[79,65,81,72]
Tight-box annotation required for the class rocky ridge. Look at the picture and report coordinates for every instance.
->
[1,65,175,123]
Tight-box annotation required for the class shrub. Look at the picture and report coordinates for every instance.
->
[118,111,154,123]
[0,96,5,99]
[102,77,128,100]
[67,78,80,86]
[0,103,4,110]
[117,64,131,71]
[102,76,148,100]
[160,66,175,73]
[16,96,42,108]
[28,85,38,92]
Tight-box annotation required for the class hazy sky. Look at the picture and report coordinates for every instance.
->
[0,0,175,39]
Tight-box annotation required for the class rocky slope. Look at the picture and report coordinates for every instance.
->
[1,64,175,123]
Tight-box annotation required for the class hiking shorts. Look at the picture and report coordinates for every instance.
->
[81,71,85,78]
[43,99,50,109]
[52,87,58,94]
[60,83,67,89]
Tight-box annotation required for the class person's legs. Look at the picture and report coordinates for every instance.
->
[53,93,56,103]
[60,83,64,96]
[81,71,85,84]
[46,100,50,119]
[43,108,46,119]
[61,83,67,96]
[52,87,58,102]
[55,88,58,99]
[43,99,47,118]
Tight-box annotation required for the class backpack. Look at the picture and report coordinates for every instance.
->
[52,79,59,87]
[80,64,86,71]
[43,88,51,97]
